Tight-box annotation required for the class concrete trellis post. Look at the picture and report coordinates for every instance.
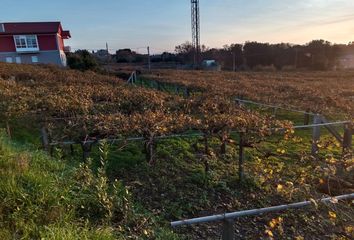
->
[127,71,136,85]
[222,219,235,240]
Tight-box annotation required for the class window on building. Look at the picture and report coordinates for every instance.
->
[5,57,13,63]
[26,36,38,48]
[31,56,39,63]
[14,35,39,51]
[15,57,21,64]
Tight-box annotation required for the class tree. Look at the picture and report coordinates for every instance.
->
[175,41,195,64]
[305,40,339,70]
[243,42,273,68]
[67,50,98,71]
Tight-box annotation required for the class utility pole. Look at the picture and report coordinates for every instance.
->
[147,46,151,71]
[191,0,201,67]
[106,42,109,63]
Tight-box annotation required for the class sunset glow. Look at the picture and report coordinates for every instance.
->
[1,0,354,52]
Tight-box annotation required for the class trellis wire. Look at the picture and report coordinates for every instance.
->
[235,98,316,116]
[48,120,350,146]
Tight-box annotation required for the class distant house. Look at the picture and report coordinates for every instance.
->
[0,22,71,67]
[115,49,144,63]
[202,59,220,71]
[338,54,354,69]
[93,49,111,62]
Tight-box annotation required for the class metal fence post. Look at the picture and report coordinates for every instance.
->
[222,219,235,240]
[311,114,321,157]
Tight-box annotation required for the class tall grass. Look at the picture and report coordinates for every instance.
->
[0,132,178,239]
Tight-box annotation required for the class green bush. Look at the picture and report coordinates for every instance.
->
[67,50,98,71]
[104,144,145,178]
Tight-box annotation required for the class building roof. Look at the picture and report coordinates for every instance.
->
[0,22,71,38]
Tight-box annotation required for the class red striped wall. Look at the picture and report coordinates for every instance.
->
[38,35,58,51]
[0,36,16,52]
[0,34,59,52]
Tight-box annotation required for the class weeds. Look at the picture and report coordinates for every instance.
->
[0,132,178,239]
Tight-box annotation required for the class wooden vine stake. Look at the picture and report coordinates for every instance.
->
[272,107,278,117]
[81,142,92,162]
[144,137,156,164]
[343,123,352,156]
[204,135,209,155]
[311,114,321,158]
[239,132,245,182]
[219,132,229,155]
[40,126,49,152]
[220,141,227,155]
[303,111,310,125]
[184,87,190,97]
[5,120,11,139]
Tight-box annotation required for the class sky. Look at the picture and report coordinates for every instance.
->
[1,0,354,54]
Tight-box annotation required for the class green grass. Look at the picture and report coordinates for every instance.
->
[0,130,115,239]
[0,117,41,146]
[0,131,180,240]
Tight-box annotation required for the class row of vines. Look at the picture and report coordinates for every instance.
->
[142,70,354,120]
[0,63,292,166]
[1,63,353,239]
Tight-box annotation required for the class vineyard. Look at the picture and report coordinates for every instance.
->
[142,70,354,119]
[0,63,353,239]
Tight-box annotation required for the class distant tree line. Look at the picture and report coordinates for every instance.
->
[66,41,354,71]
[114,49,177,64]
[175,40,354,70]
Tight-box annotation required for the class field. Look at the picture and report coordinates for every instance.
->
[142,70,354,119]
[0,63,353,239]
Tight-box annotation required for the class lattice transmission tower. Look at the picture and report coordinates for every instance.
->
[191,0,200,66]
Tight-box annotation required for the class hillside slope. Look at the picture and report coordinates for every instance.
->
[0,132,177,240]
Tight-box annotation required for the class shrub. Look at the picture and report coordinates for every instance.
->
[282,65,297,71]
[253,64,277,72]
[67,50,98,71]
